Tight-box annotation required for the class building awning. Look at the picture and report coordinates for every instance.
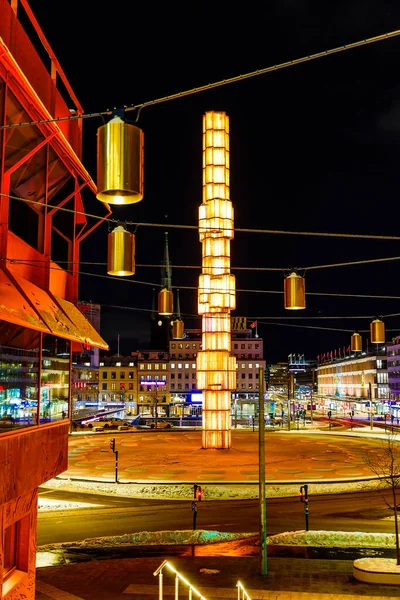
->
[54,295,108,350]
[0,270,109,350]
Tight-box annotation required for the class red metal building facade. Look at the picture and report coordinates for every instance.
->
[0,1,109,597]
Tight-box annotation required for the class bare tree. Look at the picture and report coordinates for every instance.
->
[364,430,400,565]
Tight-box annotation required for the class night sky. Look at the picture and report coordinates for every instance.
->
[27,1,400,362]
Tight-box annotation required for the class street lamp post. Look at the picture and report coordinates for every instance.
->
[258,367,268,576]
[369,381,373,431]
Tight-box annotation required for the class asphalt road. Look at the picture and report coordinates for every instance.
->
[37,487,395,546]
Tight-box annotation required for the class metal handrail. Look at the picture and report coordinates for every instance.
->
[237,580,252,599]
[153,560,253,600]
[154,560,208,599]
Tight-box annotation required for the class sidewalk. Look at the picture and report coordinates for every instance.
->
[35,555,400,599]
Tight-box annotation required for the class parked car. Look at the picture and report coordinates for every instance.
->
[145,419,173,429]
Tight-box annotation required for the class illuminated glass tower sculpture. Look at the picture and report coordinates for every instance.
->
[197,112,236,449]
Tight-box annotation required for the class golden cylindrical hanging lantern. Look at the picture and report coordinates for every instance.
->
[284,272,306,310]
[351,332,362,352]
[107,226,135,276]
[96,116,144,205]
[158,288,173,315]
[370,318,385,344]
[172,319,184,339]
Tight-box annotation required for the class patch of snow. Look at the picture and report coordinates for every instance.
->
[267,530,398,547]
[38,498,101,511]
[38,530,255,552]
[354,557,400,573]
[41,476,385,502]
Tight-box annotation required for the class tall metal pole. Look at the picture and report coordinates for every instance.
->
[288,371,290,431]
[369,381,373,431]
[155,382,159,430]
[258,367,267,576]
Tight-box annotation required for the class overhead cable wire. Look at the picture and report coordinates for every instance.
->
[5,193,400,243]
[7,255,400,272]
[7,258,400,300]
[259,321,354,333]
[1,28,400,130]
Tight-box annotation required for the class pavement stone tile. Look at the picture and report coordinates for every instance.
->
[36,556,400,600]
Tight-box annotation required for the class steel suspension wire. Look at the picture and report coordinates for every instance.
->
[5,193,400,243]
[1,28,400,130]
[8,258,400,301]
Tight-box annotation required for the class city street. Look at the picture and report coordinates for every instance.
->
[37,489,395,545]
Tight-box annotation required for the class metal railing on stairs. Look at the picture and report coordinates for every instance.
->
[237,580,252,599]
[153,560,252,600]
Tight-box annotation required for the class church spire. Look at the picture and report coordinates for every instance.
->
[161,231,172,290]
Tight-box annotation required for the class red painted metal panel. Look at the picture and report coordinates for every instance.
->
[55,296,109,350]
[0,268,50,332]
[11,272,84,341]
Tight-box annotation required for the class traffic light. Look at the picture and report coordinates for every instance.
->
[194,484,203,501]
[109,438,115,452]
[299,484,308,502]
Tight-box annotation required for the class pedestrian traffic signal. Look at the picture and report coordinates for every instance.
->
[299,484,308,502]
[109,438,115,452]
[194,483,203,501]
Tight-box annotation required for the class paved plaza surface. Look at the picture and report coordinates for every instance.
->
[36,555,400,599]
[35,426,400,599]
[62,427,387,485]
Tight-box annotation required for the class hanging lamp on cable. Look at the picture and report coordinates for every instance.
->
[351,332,362,352]
[172,289,184,339]
[107,225,135,276]
[284,271,306,310]
[370,318,385,344]
[96,114,144,205]
[158,288,173,315]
